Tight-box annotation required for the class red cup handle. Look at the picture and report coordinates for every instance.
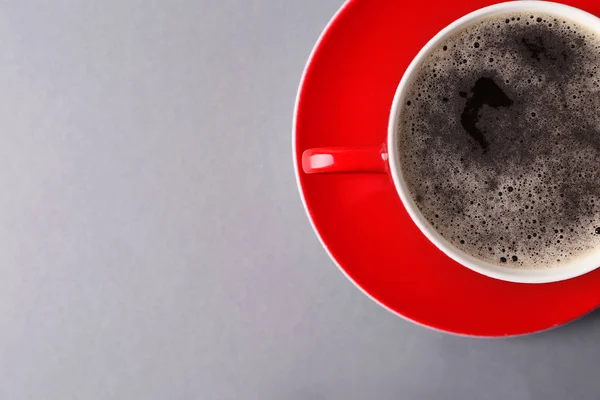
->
[301,144,388,174]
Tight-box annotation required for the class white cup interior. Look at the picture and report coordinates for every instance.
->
[388,1,600,284]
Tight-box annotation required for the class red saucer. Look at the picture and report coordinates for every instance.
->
[293,0,600,336]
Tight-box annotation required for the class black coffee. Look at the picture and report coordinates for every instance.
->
[397,12,600,268]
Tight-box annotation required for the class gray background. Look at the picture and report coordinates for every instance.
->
[0,0,600,399]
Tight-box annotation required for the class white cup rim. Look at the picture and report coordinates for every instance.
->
[387,0,600,284]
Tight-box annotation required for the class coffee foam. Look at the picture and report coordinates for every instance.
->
[397,13,600,268]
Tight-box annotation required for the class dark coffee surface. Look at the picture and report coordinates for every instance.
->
[397,13,600,268]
